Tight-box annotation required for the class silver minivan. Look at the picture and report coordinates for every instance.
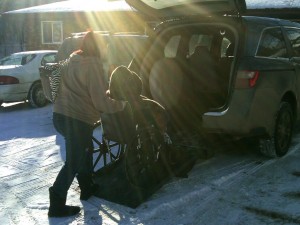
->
[125,0,300,157]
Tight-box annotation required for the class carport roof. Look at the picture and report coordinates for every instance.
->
[246,0,300,9]
[3,0,134,14]
[2,0,300,16]
[246,0,300,20]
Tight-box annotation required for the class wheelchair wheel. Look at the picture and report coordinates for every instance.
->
[92,121,125,173]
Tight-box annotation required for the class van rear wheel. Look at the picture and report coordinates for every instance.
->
[259,101,293,157]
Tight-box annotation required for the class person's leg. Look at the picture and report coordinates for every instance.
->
[53,113,95,199]
[52,113,85,198]
[49,113,91,217]
[75,127,98,200]
[49,113,80,217]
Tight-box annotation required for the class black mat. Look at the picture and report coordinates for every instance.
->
[93,158,165,208]
[92,138,202,208]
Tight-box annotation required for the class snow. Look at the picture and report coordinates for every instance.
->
[1,101,300,224]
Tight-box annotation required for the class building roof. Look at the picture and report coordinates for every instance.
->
[3,0,300,15]
[246,0,300,9]
[3,0,134,14]
[246,0,300,20]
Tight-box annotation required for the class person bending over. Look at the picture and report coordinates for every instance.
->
[49,31,125,218]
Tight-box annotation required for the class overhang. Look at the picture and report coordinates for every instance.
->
[3,0,134,14]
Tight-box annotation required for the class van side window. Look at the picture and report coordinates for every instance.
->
[256,28,288,58]
[285,28,300,57]
[220,38,232,58]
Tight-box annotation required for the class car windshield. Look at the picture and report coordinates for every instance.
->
[0,54,36,66]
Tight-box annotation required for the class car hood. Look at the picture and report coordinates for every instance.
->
[125,0,246,19]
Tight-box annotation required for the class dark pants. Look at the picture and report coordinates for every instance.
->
[52,112,94,199]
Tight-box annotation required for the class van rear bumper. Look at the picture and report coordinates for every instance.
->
[202,111,267,137]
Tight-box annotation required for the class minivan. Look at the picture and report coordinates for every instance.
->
[125,0,300,157]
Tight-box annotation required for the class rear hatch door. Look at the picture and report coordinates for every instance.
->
[125,0,246,20]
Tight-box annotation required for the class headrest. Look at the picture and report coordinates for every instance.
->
[193,45,210,56]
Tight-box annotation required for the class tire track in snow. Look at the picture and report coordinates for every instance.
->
[0,135,63,176]
[137,153,274,224]
[190,160,275,224]
[189,139,300,224]
[0,135,66,216]
[0,137,57,158]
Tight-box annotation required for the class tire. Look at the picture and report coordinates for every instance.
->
[92,121,125,173]
[260,101,294,157]
[28,81,48,108]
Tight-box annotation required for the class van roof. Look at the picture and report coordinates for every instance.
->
[242,15,300,27]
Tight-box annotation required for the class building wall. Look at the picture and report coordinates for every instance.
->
[0,10,145,58]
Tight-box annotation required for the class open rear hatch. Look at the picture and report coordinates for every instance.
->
[125,0,246,20]
[126,0,247,131]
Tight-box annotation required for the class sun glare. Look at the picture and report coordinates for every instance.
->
[66,0,144,32]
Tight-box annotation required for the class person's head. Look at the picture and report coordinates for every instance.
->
[73,30,101,58]
[108,66,142,102]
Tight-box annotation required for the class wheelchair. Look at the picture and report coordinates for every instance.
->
[91,116,202,191]
[91,106,174,189]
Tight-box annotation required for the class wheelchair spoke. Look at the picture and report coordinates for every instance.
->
[92,123,125,173]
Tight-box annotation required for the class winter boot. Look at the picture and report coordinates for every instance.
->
[48,187,80,217]
[77,175,99,200]
[80,183,99,200]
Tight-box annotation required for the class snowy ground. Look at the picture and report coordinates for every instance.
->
[1,102,300,225]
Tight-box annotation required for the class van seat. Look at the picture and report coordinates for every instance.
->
[188,45,222,109]
[149,58,195,131]
[149,58,184,110]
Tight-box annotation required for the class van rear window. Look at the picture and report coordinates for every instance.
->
[256,28,288,58]
[285,28,300,57]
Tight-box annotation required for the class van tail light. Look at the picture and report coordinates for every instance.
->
[235,70,259,89]
[0,76,20,85]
